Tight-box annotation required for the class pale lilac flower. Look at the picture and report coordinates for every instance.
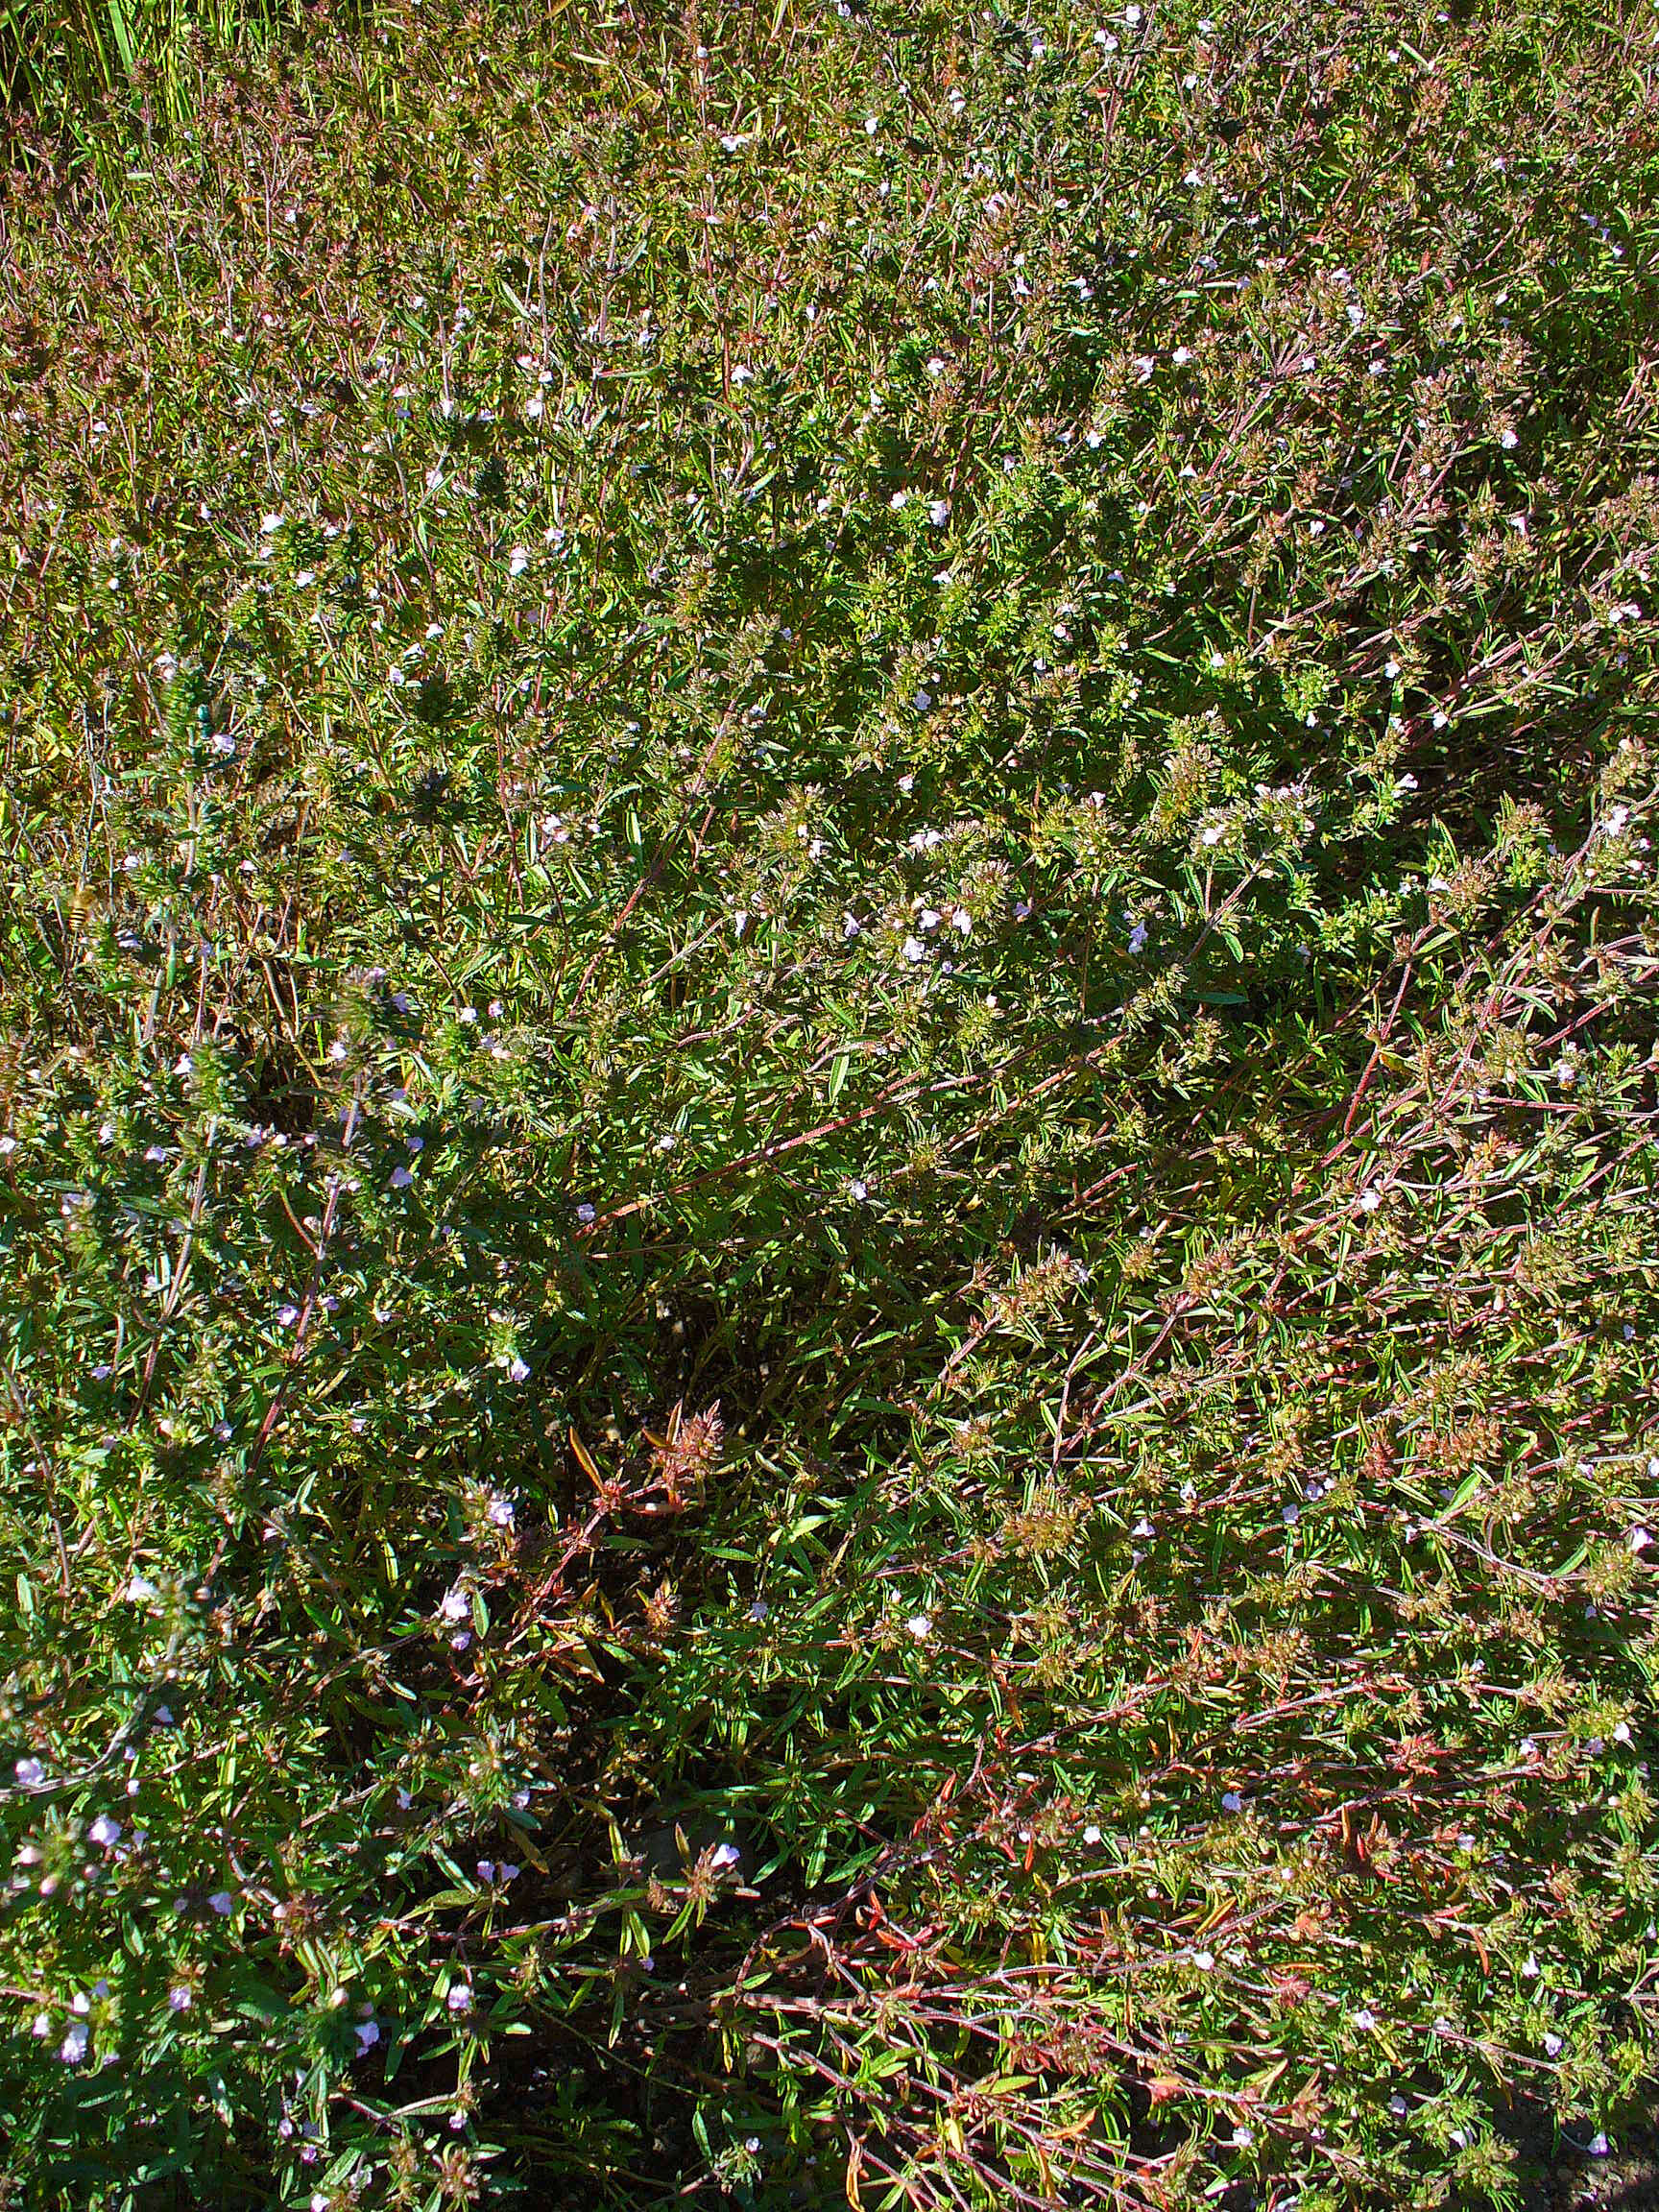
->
[1222,1791,1242,1814]
[508,546,529,576]
[390,1165,415,1190]
[208,1891,234,1915]
[445,1980,473,2013]
[487,1495,516,1528]
[88,1815,121,1849]
[439,1585,470,1624]
[902,936,926,964]
[904,1613,931,1640]
[169,1984,192,2010]
[506,1356,530,1383]
[575,1202,597,1226]
[60,2021,89,2064]
[14,1758,44,1789]
[709,1841,742,1870]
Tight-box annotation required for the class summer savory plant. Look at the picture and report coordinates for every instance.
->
[0,0,1656,2205]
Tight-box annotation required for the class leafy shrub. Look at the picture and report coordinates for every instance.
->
[1,2,1656,2205]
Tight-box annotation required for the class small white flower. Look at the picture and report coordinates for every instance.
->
[928,498,950,526]
[445,1980,473,2013]
[1231,2126,1253,2148]
[904,1612,932,1640]
[1359,1188,1382,1214]
[864,114,879,134]
[1352,2007,1377,2031]
[1082,1822,1102,1844]
[902,936,926,964]
[439,1585,470,1625]
[1544,2031,1564,2057]
[1628,1527,1651,1553]
[508,546,529,575]
[505,1356,530,1383]
[709,1841,742,1870]
[1500,427,1519,449]
[259,513,284,536]
[848,1179,869,1203]
[126,1575,158,1602]
[1191,1949,1214,1971]
[1521,1953,1540,1979]
[658,1132,677,1152]
[88,1815,122,1848]
[60,2021,89,2065]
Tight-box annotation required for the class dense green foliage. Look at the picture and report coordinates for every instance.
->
[0,0,292,143]
[2,2,1657,2204]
